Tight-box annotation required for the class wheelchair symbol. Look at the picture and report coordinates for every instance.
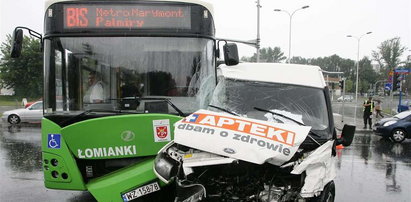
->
[48,134,61,149]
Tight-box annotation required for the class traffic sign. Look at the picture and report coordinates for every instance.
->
[385,83,392,90]
[394,68,410,74]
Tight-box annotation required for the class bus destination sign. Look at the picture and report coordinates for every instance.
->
[63,5,191,29]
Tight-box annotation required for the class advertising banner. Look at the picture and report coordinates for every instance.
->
[174,110,311,165]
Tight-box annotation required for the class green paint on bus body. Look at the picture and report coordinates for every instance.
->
[87,158,158,202]
[42,118,87,190]
[42,114,181,201]
[62,114,180,159]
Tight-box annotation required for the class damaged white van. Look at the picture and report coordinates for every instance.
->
[154,44,355,202]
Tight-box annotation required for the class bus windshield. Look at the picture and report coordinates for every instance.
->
[44,37,216,115]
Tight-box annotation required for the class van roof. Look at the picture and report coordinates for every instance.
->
[218,63,326,89]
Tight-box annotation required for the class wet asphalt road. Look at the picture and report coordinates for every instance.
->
[334,131,411,201]
[0,123,95,202]
[0,104,410,201]
[0,106,95,202]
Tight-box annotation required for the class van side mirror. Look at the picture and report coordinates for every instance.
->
[336,124,355,146]
[216,60,225,67]
[11,29,23,58]
[223,43,239,66]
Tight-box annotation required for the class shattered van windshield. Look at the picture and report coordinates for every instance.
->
[210,78,330,132]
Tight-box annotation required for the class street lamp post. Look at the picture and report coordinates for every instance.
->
[346,32,372,104]
[346,32,372,123]
[274,5,309,63]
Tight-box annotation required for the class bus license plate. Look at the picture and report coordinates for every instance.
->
[122,182,160,201]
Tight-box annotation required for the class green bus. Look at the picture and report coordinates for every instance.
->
[11,0,218,201]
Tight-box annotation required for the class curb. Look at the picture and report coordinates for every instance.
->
[355,129,375,133]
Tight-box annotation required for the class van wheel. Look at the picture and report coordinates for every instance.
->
[310,181,335,202]
[8,114,21,124]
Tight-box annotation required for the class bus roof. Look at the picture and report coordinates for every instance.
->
[45,0,214,16]
[218,63,327,89]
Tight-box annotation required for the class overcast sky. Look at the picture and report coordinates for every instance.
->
[1,0,410,61]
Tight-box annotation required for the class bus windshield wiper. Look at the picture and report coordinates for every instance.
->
[138,97,184,116]
[208,105,239,116]
[111,97,185,116]
[253,107,321,146]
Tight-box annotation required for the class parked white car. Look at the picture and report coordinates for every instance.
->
[337,95,353,102]
[2,101,43,124]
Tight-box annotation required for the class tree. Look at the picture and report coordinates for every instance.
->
[291,55,356,91]
[372,37,409,94]
[358,57,378,93]
[269,47,287,63]
[242,47,286,63]
[372,37,407,72]
[307,55,347,72]
[290,56,309,65]
[293,55,355,81]
[345,79,353,92]
[0,34,43,97]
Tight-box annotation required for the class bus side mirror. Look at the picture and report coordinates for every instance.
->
[223,43,239,66]
[336,124,355,146]
[11,29,23,58]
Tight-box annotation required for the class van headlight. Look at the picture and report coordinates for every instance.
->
[383,121,397,127]
[154,152,178,183]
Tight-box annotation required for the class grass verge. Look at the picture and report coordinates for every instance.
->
[0,95,39,106]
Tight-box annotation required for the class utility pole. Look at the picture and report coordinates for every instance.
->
[342,78,346,123]
[390,68,394,114]
[256,0,261,62]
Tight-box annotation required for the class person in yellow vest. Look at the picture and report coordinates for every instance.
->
[363,96,374,129]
